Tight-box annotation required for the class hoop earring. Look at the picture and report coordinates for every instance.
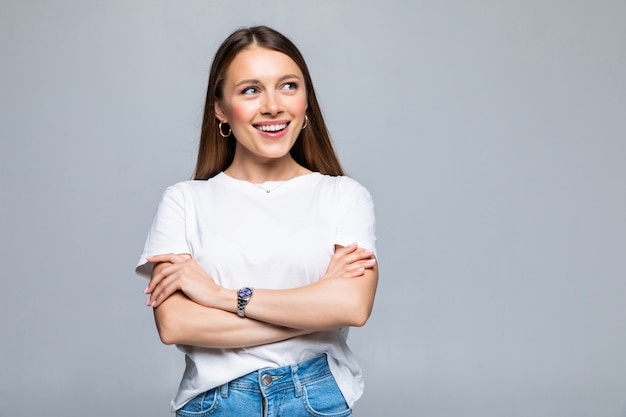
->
[219,122,231,138]
[302,115,308,130]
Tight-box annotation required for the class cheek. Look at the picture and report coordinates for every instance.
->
[293,96,308,114]
[229,102,253,123]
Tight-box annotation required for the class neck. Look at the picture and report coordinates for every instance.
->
[225,157,302,184]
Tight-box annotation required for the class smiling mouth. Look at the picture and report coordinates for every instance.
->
[254,122,289,133]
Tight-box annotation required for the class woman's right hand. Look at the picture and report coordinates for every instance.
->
[321,243,376,280]
[145,253,226,309]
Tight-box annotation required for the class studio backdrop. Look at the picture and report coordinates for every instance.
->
[1,1,625,416]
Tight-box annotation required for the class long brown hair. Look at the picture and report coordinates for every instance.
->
[194,26,344,180]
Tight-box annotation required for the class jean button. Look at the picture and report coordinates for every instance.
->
[261,374,273,387]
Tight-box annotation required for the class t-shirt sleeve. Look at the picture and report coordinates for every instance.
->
[135,185,191,278]
[335,178,377,252]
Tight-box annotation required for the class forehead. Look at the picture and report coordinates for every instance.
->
[224,46,303,83]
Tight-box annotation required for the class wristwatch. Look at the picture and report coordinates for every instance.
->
[237,287,254,318]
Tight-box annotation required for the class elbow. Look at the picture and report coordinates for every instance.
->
[344,298,374,328]
[341,267,378,328]
[154,306,182,345]
[350,308,372,328]
[336,275,377,328]
[158,328,178,346]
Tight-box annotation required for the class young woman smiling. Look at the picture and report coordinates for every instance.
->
[137,25,377,417]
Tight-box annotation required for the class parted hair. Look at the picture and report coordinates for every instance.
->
[194,25,344,180]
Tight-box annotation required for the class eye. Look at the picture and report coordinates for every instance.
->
[281,82,298,91]
[242,86,259,95]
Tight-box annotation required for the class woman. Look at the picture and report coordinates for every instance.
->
[137,25,378,416]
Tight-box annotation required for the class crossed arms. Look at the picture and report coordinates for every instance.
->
[143,243,378,349]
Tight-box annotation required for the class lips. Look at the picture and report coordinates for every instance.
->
[254,122,289,133]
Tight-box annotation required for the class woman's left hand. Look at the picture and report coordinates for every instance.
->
[144,253,223,309]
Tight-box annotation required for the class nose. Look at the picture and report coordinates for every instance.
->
[261,91,282,116]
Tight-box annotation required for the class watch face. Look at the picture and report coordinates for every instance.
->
[238,287,253,298]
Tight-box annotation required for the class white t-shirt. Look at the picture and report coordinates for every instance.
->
[136,172,376,410]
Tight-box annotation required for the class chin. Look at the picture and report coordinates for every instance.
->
[259,144,296,158]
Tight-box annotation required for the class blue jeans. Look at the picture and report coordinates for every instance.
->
[176,354,352,417]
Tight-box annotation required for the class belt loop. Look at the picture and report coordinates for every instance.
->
[291,363,302,397]
[220,382,229,398]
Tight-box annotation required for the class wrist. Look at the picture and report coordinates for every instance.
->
[236,287,254,318]
[212,286,238,313]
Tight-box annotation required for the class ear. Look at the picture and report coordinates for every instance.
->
[214,100,226,123]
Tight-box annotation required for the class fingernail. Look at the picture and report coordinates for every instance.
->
[143,286,150,294]
[356,267,365,274]
[145,298,152,306]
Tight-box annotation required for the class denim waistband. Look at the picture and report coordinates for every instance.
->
[223,354,331,397]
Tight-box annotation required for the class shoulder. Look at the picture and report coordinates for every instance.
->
[163,175,224,196]
[314,174,372,199]
[157,177,224,209]
[165,179,203,191]
[307,175,374,214]
[160,180,197,199]
[314,174,367,190]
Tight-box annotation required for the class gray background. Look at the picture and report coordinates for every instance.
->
[1,1,625,416]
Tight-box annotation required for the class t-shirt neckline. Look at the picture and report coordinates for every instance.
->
[216,171,321,191]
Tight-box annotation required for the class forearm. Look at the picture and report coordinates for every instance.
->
[147,249,378,337]
[154,292,312,348]
[213,266,379,331]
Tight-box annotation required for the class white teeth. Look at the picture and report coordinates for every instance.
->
[256,123,287,132]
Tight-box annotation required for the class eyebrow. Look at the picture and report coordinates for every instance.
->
[234,74,303,88]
